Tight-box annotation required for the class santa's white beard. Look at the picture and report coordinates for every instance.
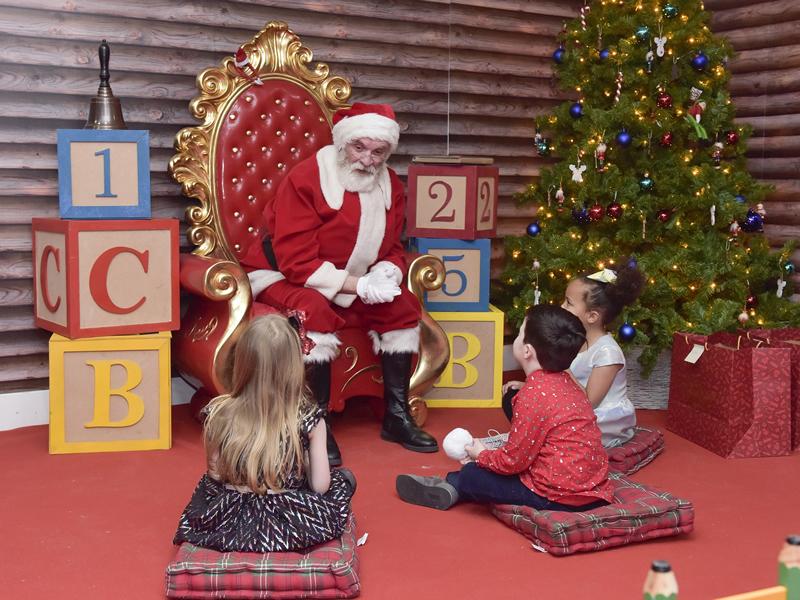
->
[336,151,386,193]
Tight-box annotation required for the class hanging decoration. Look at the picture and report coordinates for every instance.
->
[725,130,740,145]
[588,202,604,221]
[570,160,587,183]
[613,70,624,104]
[711,142,723,168]
[555,182,565,211]
[616,128,632,147]
[570,102,584,118]
[618,322,637,342]
[691,51,709,71]
[595,140,608,171]
[553,46,566,64]
[639,172,654,191]
[532,259,542,305]
[526,222,541,237]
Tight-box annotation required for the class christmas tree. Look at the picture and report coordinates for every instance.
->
[500,0,799,373]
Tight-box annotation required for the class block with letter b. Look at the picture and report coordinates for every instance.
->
[413,237,490,312]
[57,129,151,219]
[406,162,498,240]
[424,305,504,407]
[32,218,179,338]
[48,331,171,454]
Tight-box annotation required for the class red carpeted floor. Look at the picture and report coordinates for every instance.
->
[1,403,798,600]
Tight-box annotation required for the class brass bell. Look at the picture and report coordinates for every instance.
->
[85,39,127,130]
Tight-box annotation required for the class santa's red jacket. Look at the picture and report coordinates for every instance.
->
[246,145,408,310]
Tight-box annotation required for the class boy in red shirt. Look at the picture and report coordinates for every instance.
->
[396,305,613,511]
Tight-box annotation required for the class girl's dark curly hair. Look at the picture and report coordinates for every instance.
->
[580,259,644,325]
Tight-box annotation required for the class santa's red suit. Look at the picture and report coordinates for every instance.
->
[244,144,421,361]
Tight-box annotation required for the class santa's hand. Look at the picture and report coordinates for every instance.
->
[356,271,401,304]
[370,261,403,285]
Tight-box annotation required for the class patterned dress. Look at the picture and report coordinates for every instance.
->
[173,408,354,553]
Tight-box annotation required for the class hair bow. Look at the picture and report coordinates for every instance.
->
[586,268,618,284]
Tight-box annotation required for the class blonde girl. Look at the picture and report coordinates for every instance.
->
[173,314,355,553]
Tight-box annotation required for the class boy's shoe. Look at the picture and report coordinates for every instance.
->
[395,474,459,510]
[476,429,508,450]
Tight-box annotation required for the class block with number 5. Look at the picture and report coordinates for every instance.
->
[57,129,151,219]
[412,237,490,312]
[406,163,498,239]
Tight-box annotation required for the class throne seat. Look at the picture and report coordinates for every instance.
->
[169,21,448,424]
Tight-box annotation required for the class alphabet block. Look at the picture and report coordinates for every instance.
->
[32,218,179,338]
[57,129,151,219]
[424,305,503,407]
[48,331,171,454]
[413,237,490,312]
[406,163,498,240]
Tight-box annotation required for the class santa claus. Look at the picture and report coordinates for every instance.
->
[244,103,438,464]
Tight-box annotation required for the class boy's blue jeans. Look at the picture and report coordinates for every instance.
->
[445,462,608,512]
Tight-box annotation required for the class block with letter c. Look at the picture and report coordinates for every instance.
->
[32,218,179,338]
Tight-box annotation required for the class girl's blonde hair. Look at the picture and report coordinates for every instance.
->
[203,314,309,494]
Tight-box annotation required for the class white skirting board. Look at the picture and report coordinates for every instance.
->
[0,377,194,432]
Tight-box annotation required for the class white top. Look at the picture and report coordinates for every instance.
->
[569,333,636,448]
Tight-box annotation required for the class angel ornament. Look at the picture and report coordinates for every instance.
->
[569,161,587,183]
[777,277,787,298]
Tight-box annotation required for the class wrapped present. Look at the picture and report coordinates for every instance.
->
[667,332,792,458]
[740,328,800,450]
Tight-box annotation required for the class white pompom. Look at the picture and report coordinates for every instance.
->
[443,427,473,461]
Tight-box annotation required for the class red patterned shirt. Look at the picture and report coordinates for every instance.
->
[477,369,613,506]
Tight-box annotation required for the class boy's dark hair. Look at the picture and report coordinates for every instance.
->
[523,305,586,372]
[581,258,645,325]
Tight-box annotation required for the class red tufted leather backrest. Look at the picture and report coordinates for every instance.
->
[214,78,333,263]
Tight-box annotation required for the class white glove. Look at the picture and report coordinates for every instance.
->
[370,261,403,285]
[356,270,401,304]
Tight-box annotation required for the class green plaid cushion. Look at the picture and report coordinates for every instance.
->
[165,515,360,598]
[607,426,665,475]
[491,473,693,556]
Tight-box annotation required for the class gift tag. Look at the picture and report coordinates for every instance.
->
[684,343,705,364]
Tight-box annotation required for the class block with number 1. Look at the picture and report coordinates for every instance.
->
[57,129,151,219]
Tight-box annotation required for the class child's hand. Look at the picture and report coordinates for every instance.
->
[502,380,523,394]
[465,438,487,460]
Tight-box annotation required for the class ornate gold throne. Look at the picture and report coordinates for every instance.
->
[169,21,450,423]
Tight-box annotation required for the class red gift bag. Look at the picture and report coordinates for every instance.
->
[740,328,800,450]
[667,332,792,458]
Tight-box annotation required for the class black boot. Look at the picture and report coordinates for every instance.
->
[305,361,342,467]
[379,352,438,453]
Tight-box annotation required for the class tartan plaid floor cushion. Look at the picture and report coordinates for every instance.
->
[608,426,665,475]
[165,515,360,599]
[491,472,693,556]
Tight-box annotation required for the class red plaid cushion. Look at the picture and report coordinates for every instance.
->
[607,426,665,475]
[491,473,693,556]
[165,515,360,598]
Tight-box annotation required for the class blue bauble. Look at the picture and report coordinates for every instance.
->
[599,48,610,61]
[569,102,583,118]
[740,209,763,232]
[627,257,638,269]
[635,25,650,43]
[663,3,679,18]
[553,47,565,64]
[571,206,590,225]
[536,140,550,156]
[734,194,746,204]
[526,221,541,237]
[691,51,709,71]
[618,323,636,342]
[616,129,632,147]
[784,261,796,275]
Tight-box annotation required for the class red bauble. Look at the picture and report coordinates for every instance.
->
[745,294,759,309]
[725,130,740,145]
[660,131,674,147]
[606,201,623,219]
[657,209,671,223]
[588,203,604,221]
[656,91,673,109]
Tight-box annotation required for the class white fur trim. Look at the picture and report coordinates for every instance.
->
[305,261,349,301]
[247,269,285,298]
[317,146,345,210]
[332,113,399,152]
[368,330,381,356]
[370,260,402,285]
[304,331,341,364]
[378,325,420,354]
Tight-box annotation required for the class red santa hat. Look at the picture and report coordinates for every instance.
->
[332,103,399,152]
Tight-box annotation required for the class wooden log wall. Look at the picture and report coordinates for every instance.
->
[705,0,800,297]
[0,0,580,391]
